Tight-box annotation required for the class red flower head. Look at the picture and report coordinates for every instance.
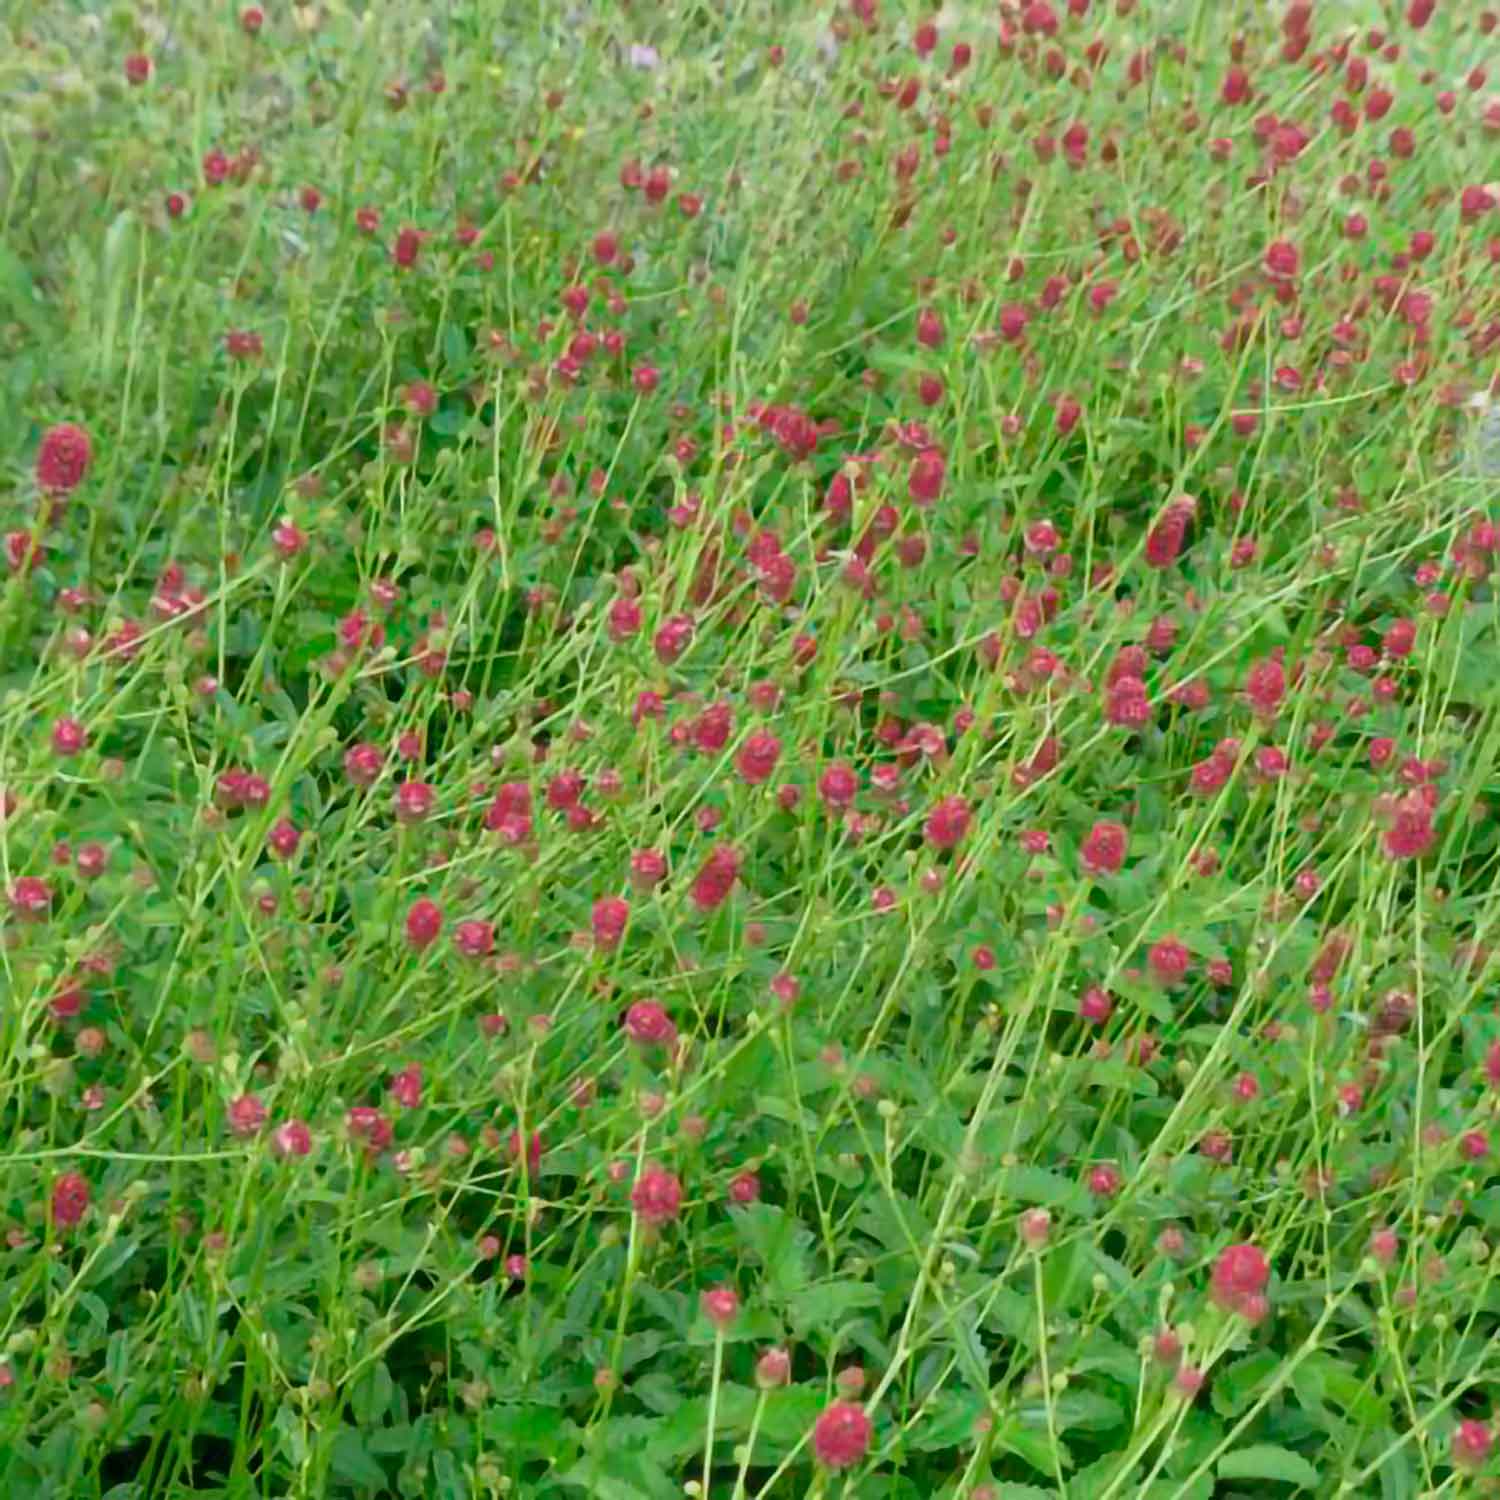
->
[228,1094,268,1136]
[907,447,946,506]
[51,1171,91,1229]
[624,1000,677,1048]
[389,1065,423,1109]
[729,1170,761,1205]
[736,730,783,785]
[1382,792,1435,860]
[35,423,92,495]
[1080,820,1127,876]
[630,1165,683,1225]
[453,919,494,958]
[1263,239,1299,279]
[818,763,860,809]
[1245,656,1285,716]
[924,794,971,850]
[690,845,741,911]
[1148,937,1191,986]
[629,847,668,890]
[404,898,444,950]
[9,876,52,922]
[271,1119,313,1157]
[1086,1162,1122,1198]
[653,614,694,666]
[394,780,434,823]
[1210,1242,1269,1317]
[347,1106,393,1154]
[591,895,630,949]
[812,1400,872,1470]
[700,1286,740,1328]
[1453,1419,1494,1472]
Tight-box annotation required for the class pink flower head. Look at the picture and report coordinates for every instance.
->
[624,1000,677,1048]
[737,730,783,785]
[607,596,642,641]
[1485,1040,1500,1090]
[228,1094,268,1136]
[1263,239,1299,279]
[35,423,92,495]
[1210,1242,1269,1317]
[907,447,946,506]
[630,847,668,890]
[653,613,694,665]
[50,1171,91,1228]
[756,1347,792,1388]
[924,794,971,850]
[1245,656,1285,716]
[50,717,88,756]
[690,844,741,911]
[591,896,630,950]
[1382,793,1436,860]
[404,898,444,951]
[1080,819,1127,876]
[9,875,52,922]
[271,1118,313,1157]
[1148,937,1191,986]
[728,1170,761,1205]
[394,780,435,823]
[347,1106,394,1154]
[812,1400,873,1470]
[266,818,301,860]
[453,918,494,958]
[1086,1162,1122,1198]
[630,1165,683,1225]
[1104,670,1153,728]
[700,1286,740,1327]
[818,762,860,809]
[1019,1208,1052,1248]
[485,780,534,843]
[1079,985,1113,1024]
[389,1065,423,1109]
[1453,1419,1494,1471]
[344,741,385,787]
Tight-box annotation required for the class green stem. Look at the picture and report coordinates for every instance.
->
[703,1328,726,1497]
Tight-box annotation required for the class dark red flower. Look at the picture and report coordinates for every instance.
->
[1210,1242,1269,1317]
[630,1165,683,1225]
[51,1171,91,1228]
[812,1401,872,1470]
[1080,820,1127,876]
[35,423,92,495]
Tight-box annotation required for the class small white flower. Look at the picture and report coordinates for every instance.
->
[627,43,659,70]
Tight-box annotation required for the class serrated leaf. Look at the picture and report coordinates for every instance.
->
[1217,1443,1319,1489]
[785,1280,882,1335]
[330,1428,389,1491]
[998,1418,1071,1476]
[730,1202,814,1294]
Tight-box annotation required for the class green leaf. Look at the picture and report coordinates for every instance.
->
[1067,1453,1132,1498]
[1211,1350,1280,1417]
[1143,1479,1211,1500]
[1217,1444,1319,1489]
[730,1202,814,1294]
[994,1165,1091,1215]
[998,1418,1071,1476]
[482,1404,571,1459]
[329,1427,389,1491]
[556,1447,677,1500]
[785,1279,882,1335]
